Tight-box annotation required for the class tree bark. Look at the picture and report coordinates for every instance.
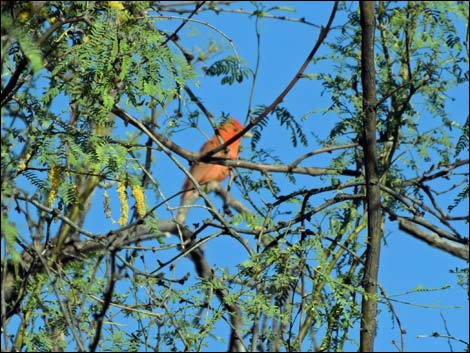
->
[359,2,382,352]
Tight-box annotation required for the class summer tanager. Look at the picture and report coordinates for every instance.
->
[181,118,245,203]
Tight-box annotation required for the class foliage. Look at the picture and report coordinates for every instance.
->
[1,1,468,352]
[203,56,251,85]
[250,105,308,149]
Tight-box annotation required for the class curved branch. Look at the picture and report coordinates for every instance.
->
[397,217,469,261]
[14,193,96,239]
[381,185,466,240]
[402,159,469,186]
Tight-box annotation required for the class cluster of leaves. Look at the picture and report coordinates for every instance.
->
[250,105,308,149]
[18,262,108,351]
[316,1,469,190]
[1,2,196,351]
[203,55,252,85]
[231,220,364,352]
[2,1,195,213]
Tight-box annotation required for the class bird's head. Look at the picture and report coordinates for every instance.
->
[219,117,252,138]
[220,118,243,132]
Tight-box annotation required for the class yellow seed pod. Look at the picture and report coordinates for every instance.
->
[17,152,31,174]
[131,184,146,218]
[117,182,128,226]
[48,166,62,207]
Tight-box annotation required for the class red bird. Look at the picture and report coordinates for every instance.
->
[181,118,245,203]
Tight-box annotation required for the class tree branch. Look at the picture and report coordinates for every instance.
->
[397,217,469,261]
[112,105,359,177]
[359,2,382,351]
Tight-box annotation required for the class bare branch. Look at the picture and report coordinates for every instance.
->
[397,217,469,261]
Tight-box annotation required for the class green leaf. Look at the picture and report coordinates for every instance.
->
[267,6,296,13]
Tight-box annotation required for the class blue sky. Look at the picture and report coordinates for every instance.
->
[3,1,468,352]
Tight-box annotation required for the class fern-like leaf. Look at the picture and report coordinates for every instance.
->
[454,115,469,158]
[203,56,251,85]
[250,105,308,149]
